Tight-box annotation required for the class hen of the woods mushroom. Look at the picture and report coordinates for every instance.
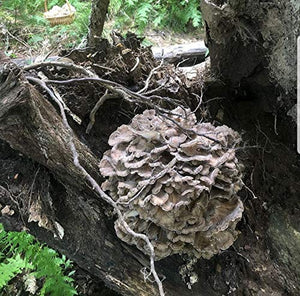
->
[99,108,244,260]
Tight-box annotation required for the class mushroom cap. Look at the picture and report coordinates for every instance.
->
[99,107,244,260]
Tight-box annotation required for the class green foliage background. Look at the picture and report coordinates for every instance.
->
[0,0,91,49]
[0,0,202,51]
[109,0,202,33]
[0,224,77,295]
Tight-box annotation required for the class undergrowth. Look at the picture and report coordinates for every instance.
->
[0,0,203,55]
[0,0,91,54]
[0,224,77,295]
[108,0,202,34]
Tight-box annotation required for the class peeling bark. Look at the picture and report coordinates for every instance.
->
[87,0,110,48]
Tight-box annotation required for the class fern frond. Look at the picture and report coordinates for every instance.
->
[0,254,32,289]
[0,224,77,295]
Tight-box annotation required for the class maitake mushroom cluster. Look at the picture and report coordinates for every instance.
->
[99,107,244,260]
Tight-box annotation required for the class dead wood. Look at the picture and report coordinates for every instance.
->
[152,41,207,66]
[0,61,215,296]
[0,63,99,190]
[0,62,161,295]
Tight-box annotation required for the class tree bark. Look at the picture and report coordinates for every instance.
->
[0,62,225,296]
[87,0,110,48]
[200,0,298,110]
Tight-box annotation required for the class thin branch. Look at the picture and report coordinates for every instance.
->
[22,60,183,109]
[273,114,278,136]
[191,86,204,113]
[44,76,183,106]
[130,57,140,72]
[86,90,117,134]
[3,26,31,50]
[43,77,184,116]
[242,182,258,199]
[93,63,116,72]
[158,111,223,145]
[138,59,164,94]
[52,87,82,125]
[142,84,165,95]
[24,61,96,77]
[24,61,221,146]
[27,76,165,296]
[28,167,40,207]
[118,158,177,206]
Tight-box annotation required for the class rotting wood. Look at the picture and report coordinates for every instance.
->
[152,41,207,66]
[0,62,200,296]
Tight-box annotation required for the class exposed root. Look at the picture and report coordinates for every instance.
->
[26,76,166,296]
[86,90,116,134]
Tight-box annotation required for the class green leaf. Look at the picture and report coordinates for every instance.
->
[0,224,77,295]
[0,254,31,288]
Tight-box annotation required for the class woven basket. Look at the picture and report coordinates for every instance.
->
[44,0,75,26]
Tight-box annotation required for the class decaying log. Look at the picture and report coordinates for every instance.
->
[152,41,207,66]
[1,35,299,295]
[0,64,99,191]
[0,62,227,296]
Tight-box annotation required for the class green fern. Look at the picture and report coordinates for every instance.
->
[0,254,32,288]
[0,224,77,295]
[109,0,203,33]
[1,0,91,49]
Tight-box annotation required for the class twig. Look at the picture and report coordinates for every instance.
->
[24,61,96,78]
[52,87,82,125]
[203,96,226,104]
[138,59,164,94]
[242,182,258,199]
[93,63,116,72]
[36,71,82,125]
[158,111,223,144]
[44,76,222,145]
[22,60,183,109]
[142,84,165,95]
[175,58,190,68]
[44,77,183,115]
[118,158,177,206]
[24,61,223,146]
[27,76,165,296]
[130,57,140,72]
[28,167,40,207]
[43,48,56,62]
[86,90,116,134]
[273,114,278,136]
[3,27,31,50]
[191,86,204,113]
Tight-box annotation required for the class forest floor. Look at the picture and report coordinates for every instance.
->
[2,17,298,296]
[135,28,204,47]
[1,19,204,60]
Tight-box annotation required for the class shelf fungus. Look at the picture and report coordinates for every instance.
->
[99,107,244,260]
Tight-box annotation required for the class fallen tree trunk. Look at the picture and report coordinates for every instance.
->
[152,41,207,66]
[0,62,160,295]
[0,61,232,296]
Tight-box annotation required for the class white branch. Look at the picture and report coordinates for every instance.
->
[26,76,165,296]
